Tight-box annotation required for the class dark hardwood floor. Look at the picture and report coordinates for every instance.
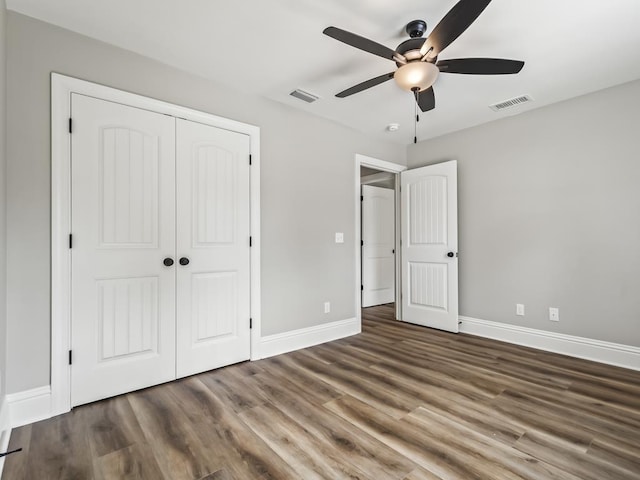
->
[4,303,640,479]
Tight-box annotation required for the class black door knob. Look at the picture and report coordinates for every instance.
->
[163,257,174,267]
[179,257,190,266]
[447,252,455,258]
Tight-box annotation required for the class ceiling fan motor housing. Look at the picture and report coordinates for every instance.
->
[395,38,435,66]
[406,19,427,38]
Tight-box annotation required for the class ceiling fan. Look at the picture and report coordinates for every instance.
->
[323,0,525,114]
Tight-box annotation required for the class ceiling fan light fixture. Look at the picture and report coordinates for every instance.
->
[394,61,439,92]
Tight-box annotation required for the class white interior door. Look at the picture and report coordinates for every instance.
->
[71,94,176,406]
[361,185,395,307]
[400,160,458,332]
[175,119,251,378]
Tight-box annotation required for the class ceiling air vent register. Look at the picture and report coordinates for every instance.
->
[490,95,534,112]
[290,89,320,103]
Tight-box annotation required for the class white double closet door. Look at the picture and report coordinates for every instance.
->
[71,94,251,407]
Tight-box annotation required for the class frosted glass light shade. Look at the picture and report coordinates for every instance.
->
[394,62,440,92]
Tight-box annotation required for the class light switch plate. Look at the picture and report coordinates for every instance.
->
[335,232,344,243]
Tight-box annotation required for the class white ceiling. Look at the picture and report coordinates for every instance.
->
[7,0,640,145]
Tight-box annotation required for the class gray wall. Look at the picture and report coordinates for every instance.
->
[5,12,406,394]
[408,80,640,347]
[0,0,6,403]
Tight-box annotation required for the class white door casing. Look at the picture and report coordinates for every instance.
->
[70,94,177,406]
[400,160,459,333]
[361,185,395,307]
[176,119,251,378]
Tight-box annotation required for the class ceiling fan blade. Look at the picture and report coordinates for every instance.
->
[336,72,395,98]
[437,58,524,74]
[420,0,492,58]
[416,86,435,112]
[324,26,398,61]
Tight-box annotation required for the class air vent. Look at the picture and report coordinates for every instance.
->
[290,89,319,103]
[489,95,533,112]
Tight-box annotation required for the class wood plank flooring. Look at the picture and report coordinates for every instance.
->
[4,303,640,479]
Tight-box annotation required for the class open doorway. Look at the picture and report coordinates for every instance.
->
[354,155,406,323]
[360,167,396,307]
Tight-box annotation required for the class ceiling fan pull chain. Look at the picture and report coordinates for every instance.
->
[413,88,420,143]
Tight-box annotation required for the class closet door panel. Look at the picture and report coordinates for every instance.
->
[71,94,176,407]
[176,119,251,377]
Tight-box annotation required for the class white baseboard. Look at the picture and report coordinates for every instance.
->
[256,317,361,360]
[0,394,10,478]
[459,316,640,371]
[6,385,52,429]
[0,395,9,435]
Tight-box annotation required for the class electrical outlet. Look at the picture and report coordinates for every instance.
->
[324,302,331,314]
[335,232,344,243]
[516,304,525,316]
[549,307,559,321]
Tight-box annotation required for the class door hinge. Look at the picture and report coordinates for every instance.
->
[68,350,73,365]
[249,318,253,329]
[360,195,363,202]
[249,154,252,165]
[361,240,364,246]
[361,285,364,291]
[68,118,73,134]
[249,236,252,247]
[69,234,73,249]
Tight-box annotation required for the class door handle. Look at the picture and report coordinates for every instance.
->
[447,252,456,258]
[163,257,174,267]
[179,257,190,266]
